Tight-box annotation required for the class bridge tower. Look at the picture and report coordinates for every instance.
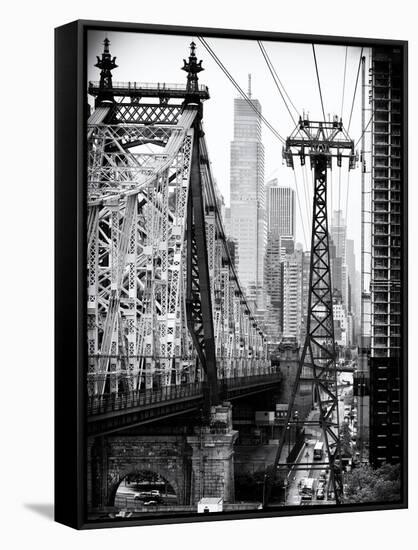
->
[182,42,219,408]
[94,37,118,105]
[86,40,275,512]
[264,117,357,506]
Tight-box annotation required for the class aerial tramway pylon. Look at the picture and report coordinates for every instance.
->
[264,116,357,507]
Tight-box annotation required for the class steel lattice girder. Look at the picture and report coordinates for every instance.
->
[111,103,182,125]
[87,102,271,400]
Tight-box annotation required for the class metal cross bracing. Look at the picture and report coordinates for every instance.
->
[263,117,357,507]
[86,40,272,412]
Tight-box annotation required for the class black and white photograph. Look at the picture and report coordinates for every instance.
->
[3,0,417,546]
[63,23,407,526]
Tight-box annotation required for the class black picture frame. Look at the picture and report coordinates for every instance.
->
[55,19,408,530]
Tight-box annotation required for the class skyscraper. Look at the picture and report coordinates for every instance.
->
[230,93,266,306]
[346,239,358,343]
[264,182,296,341]
[330,210,347,262]
[330,210,349,310]
[300,251,311,344]
[266,182,295,237]
[281,251,302,341]
[368,47,402,467]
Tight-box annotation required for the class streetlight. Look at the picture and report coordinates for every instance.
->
[262,473,268,507]
[286,425,291,458]
[305,450,310,474]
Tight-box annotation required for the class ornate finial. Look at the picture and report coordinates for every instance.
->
[95,38,118,105]
[182,41,204,94]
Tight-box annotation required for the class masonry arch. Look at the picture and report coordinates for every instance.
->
[108,464,180,506]
[109,468,179,507]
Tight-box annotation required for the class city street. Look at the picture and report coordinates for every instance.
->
[283,372,355,508]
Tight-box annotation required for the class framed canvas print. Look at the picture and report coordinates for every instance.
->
[55,19,408,529]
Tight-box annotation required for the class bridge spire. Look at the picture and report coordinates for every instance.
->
[182,41,204,99]
[95,37,118,105]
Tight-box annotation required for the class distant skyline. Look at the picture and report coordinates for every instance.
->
[88,30,368,265]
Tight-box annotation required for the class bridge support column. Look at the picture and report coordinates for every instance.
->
[187,402,238,504]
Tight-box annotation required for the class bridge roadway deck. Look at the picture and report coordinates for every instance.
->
[87,373,281,437]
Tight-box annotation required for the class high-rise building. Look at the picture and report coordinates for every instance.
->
[346,239,358,341]
[266,182,295,237]
[300,251,311,344]
[330,212,349,314]
[346,240,356,303]
[333,292,348,347]
[279,235,295,258]
[264,182,296,341]
[230,94,266,306]
[330,210,347,262]
[224,206,231,237]
[281,251,302,341]
[368,47,403,467]
[330,237,343,296]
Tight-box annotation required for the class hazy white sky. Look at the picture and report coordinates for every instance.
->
[88,30,370,266]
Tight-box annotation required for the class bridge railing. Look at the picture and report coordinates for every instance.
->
[88,81,210,94]
[87,370,282,417]
[87,382,203,416]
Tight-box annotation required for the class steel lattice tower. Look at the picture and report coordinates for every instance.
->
[264,117,357,506]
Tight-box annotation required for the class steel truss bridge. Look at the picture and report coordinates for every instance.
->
[86,40,279,433]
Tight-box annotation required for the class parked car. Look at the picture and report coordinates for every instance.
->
[134,491,151,501]
[143,496,164,506]
[143,500,159,506]
[316,487,325,500]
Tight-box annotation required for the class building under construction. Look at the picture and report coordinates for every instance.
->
[368,46,403,467]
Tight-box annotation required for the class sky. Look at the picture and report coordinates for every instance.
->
[88,30,371,269]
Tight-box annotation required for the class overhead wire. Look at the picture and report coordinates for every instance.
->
[257,40,298,126]
[340,47,348,119]
[198,36,311,250]
[329,167,333,225]
[344,171,351,232]
[337,164,342,253]
[343,49,365,236]
[355,114,372,148]
[259,42,301,119]
[347,47,364,132]
[293,170,308,250]
[303,164,313,221]
[312,44,326,121]
[257,40,310,247]
[337,46,348,242]
[197,36,286,144]
[301,163,312,232]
